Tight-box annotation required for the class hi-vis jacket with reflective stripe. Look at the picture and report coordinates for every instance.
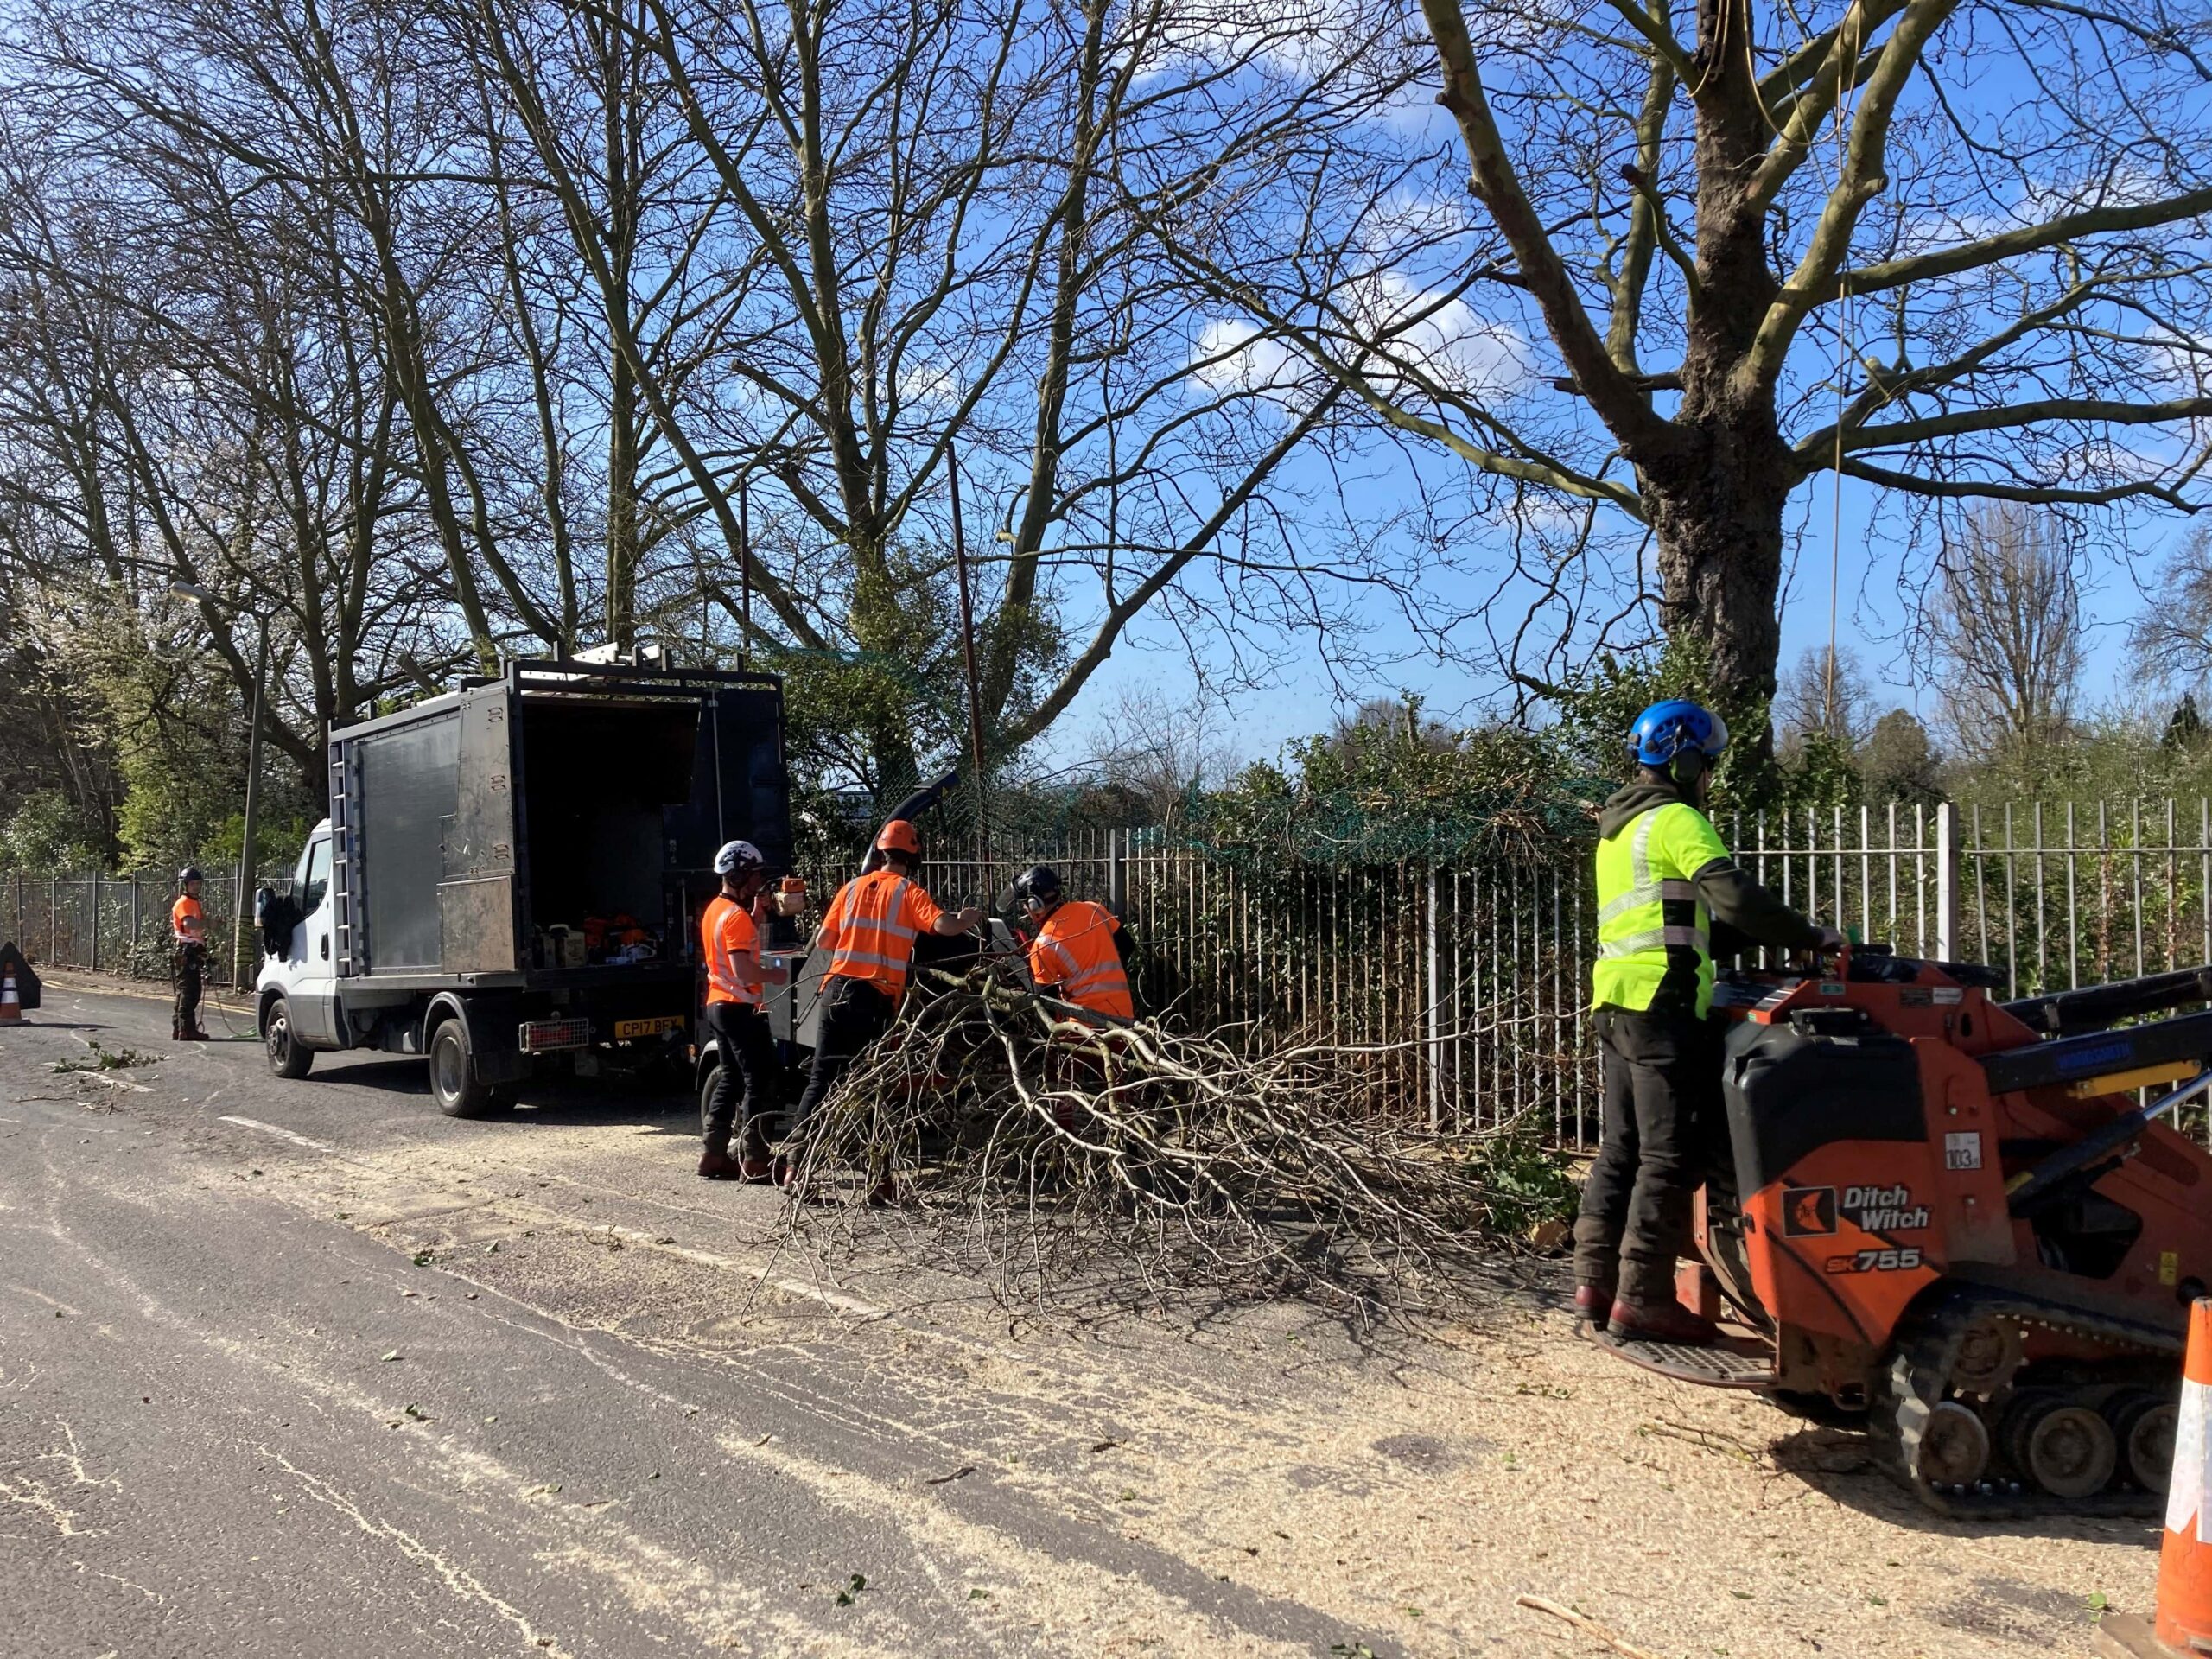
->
[817,868,944,998]
[1028,899,1132,1020]
[1592,800,1734,1017]
[701,894,762,1007]
[171,895,207,946]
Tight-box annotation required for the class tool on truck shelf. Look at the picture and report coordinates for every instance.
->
[1591,939,2212,1522]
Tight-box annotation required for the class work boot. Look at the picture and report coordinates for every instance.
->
[188,1027,212,1042]
[1606,1295,1721,1346]
[698,1147,746,1180]
[1573,1282,1616,1327]
[736,1122,775,1182]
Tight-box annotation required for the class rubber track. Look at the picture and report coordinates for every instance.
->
[1871,1281,2181,1521]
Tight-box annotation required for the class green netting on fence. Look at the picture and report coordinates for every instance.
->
[1147,779,1613,870]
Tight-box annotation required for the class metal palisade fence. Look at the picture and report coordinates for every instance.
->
[914,831,1597,1145]
[16,799,2212,1149]
[5,870,293,989]
[915,800,2212,1151]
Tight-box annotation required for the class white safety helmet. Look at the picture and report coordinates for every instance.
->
[712,839,766,877]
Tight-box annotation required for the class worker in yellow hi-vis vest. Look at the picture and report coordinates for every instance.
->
[1576,701,1842,1348]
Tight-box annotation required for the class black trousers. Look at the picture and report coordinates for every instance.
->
[173,944,204,1035]
[790,976,895,1132]
[702,1001,778,1158]
[1573,1003,1723,1306]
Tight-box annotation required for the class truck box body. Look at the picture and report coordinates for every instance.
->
[329,660,789,992]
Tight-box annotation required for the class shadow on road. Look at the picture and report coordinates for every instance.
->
[1768,1421,2166,1544]
[302,1057,434,1096]
[304,1052,694,1134]
[514,1096,694,1134]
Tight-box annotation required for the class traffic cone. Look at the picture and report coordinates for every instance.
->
[0,966,20,1025]
[2095,1298,2212,1658]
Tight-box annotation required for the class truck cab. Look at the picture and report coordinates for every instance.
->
[256,819,338,1076]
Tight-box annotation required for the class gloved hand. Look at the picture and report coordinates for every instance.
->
[1811,925,1847,954]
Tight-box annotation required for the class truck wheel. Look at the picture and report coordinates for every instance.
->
[264,996,315,1079]
[429,1016,505,1118]
[696,1060,723,1136]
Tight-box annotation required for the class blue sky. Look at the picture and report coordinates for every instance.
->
[1050,463,2190,772]
[1015,0,2212,771]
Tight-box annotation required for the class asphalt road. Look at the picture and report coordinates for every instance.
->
[0,981,1385,1659]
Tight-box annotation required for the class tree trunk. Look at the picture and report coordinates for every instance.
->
[1639,413,1793,724]
[607,359,639,652]
[601,15,639,655]
[1627,0,1798,760]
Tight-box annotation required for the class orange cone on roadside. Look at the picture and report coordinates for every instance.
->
[2097,1299,2212,1658]
[2157,1300,2212,1654]
[0,966,20,1024]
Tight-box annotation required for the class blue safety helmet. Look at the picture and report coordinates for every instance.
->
[1627,701,1729,769]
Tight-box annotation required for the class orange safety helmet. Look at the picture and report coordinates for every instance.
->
[874,819,923,857]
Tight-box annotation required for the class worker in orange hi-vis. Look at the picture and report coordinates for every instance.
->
[785,820,982,1175]
[170,866,211,1041]
[1014,865,1134,1021]
[697,839,790,1183]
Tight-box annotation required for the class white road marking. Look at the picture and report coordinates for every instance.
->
[593,1224,888,1319]
[217,1116,333,1153]
[7,1285,84,1315]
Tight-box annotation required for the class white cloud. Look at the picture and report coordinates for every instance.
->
[895,359,963,414]
[1191,269,1529,411]
[1889,166,2206,261]
[1131,0,1378,82]
[2133,323,2212,397]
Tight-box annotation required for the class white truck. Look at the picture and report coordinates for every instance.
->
[253,658,791,1116]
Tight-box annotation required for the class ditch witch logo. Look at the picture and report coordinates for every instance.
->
[1781,1185,1931,1236]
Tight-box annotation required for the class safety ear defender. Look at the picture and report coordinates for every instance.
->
[1669,746,1708,789]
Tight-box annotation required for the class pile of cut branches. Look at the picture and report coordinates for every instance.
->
[776,963,1576,1310]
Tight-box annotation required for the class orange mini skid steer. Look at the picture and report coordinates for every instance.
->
[1599,944,2212,1519]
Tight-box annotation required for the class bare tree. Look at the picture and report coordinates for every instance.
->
[1929,504,2083,762]
[459,0,1426,791]
[1169,0,2212,742]
[0,24,498,795]
[2135,528,2212,692]
[1776,645,1872,748]
[1077,686,1247,820]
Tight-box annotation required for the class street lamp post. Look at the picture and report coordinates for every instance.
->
[171,581,269,992]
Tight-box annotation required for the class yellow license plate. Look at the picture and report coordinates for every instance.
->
[613,1016,684,1039]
